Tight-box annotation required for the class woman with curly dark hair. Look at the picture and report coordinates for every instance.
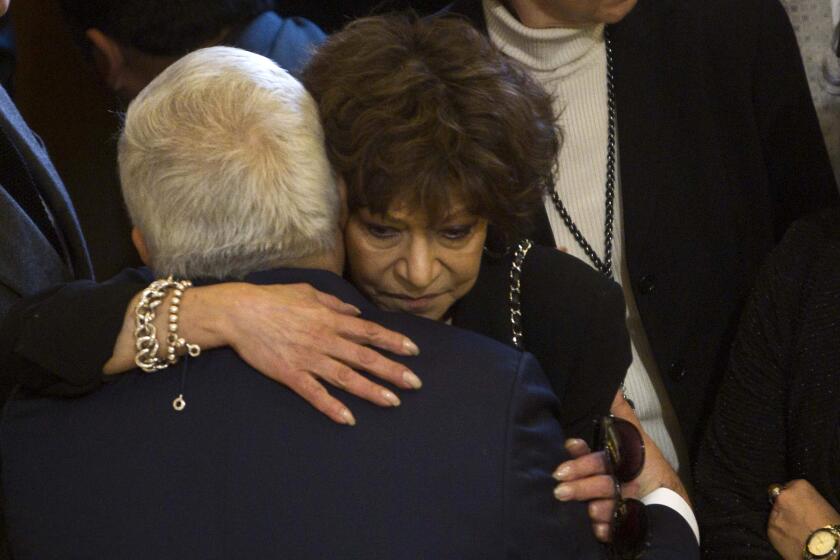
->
[303,14,695,545]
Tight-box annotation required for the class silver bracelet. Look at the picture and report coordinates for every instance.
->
[134,276,200,372]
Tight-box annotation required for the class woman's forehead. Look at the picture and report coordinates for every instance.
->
[359,201,476,225]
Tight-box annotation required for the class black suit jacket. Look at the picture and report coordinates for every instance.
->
[1,268,697,559]
[444,0,839,455]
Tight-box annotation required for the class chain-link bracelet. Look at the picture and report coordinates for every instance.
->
[134,276,200,372]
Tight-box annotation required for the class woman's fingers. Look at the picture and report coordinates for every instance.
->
[554,474,617,502]
[313,355,403,408]
[554,450,610,482]
[335,313,420,356]
[312,289,363,317]
[287,373,356,426]
[324,333,422,390]
[221,283,423,425]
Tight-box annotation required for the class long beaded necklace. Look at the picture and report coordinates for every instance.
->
[548,27,616,279]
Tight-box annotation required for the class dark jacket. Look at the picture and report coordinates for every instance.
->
[444,0,839,455]
[1,268,697,559]
[0,86,92,321]
[695,209,840,558]
[453,245,631,442]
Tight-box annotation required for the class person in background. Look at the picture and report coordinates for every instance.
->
[0,12,12,92]
[442,0,839,477]
[778,0,840,183]
[695,207,840,559]
[1,46,699,559]
[59,0,325,101]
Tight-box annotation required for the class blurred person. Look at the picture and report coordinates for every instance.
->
[442,0,840,474]
[695,207,840,559]
[1,46,698,559]
[59,0,325,101]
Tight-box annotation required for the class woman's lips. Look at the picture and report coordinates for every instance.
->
[381,292,443,312]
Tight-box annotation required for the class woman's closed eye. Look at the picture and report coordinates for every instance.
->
[365,223,400,239]
[439,224,476,242]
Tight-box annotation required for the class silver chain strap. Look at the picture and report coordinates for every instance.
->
[509,239,533,350]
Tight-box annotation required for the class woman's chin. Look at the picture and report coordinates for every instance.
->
[375,296,447,322]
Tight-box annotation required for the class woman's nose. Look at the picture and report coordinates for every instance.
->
[397,239,439,290]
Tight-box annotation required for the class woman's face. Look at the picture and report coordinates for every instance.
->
[345,202,488,321]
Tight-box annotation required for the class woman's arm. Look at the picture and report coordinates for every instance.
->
[693,222,818,558]
[2,269,421,424]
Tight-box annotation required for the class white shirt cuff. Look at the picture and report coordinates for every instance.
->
[641,487,700,544]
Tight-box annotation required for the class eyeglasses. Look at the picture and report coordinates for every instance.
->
[593,415,648,560]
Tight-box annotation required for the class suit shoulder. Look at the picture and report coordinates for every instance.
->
[376,308,528,375]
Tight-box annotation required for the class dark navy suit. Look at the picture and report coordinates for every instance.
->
[1,268,697,559]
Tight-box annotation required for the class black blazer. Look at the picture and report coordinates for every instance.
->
[1,268,698,559]
[695,209,840,558]
[444,0,839,454]
[453,245,631,442]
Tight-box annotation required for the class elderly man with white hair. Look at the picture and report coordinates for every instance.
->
[0,46,698,559]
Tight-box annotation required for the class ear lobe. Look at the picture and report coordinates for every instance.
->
[337,176,349,229]
[131,227,151,266]
[85,28,127,92]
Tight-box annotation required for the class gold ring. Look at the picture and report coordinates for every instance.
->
[768,483,784,504]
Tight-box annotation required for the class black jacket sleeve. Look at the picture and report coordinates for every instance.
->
[694,220,819,559]
[0,268,147,397]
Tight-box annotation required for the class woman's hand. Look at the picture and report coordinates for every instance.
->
[609,390,690,505]
[768,479,840,560]
[106,282,421,425]
[552,389,692,542]
[552,438,619,542]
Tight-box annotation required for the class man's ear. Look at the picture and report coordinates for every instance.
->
[131,227,152,266]
[85,28,128,92]
[337,176,349,229]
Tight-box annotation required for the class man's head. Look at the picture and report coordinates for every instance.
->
[119,46,341,280]
[59,0,275,99]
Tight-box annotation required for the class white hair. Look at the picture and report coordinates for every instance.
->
[119,46,338,279]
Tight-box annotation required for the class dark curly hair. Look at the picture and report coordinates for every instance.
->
[302,14,559,243]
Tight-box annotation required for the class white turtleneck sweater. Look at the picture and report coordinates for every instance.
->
[484,0,687,473]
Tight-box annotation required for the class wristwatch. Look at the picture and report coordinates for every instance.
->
[804,526,840,559]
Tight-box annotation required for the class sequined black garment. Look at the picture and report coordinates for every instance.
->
[695,207,840,558]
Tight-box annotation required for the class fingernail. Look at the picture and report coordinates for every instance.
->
[402,371,422,389]
[348,305,362,316]
[564,438,585,450]
[341,409,356,426]
[553,465,571,481]
[554,484,573,501]
[595,524,611,542]
[382,390,401,407]
[403,339,420,355]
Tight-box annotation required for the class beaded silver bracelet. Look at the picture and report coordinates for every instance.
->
[134,276,200,372]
